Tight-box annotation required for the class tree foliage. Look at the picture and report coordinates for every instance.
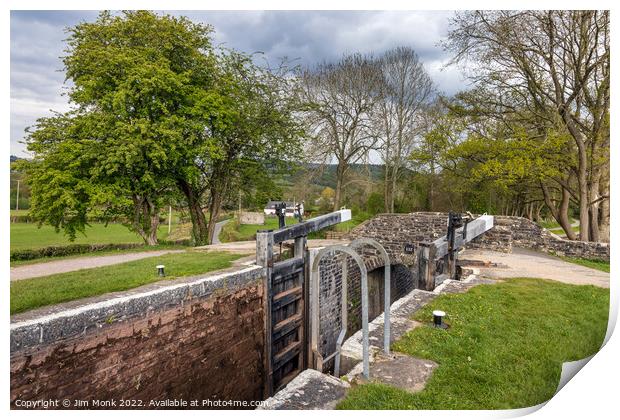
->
[23,11,302,245]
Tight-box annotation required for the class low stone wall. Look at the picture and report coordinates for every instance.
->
[493,215,610,260]
[349,212,609,262]
[10,265,266,409]
[239,212,265,225]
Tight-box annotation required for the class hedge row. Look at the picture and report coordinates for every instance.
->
[10,239,192,262]
[10,216,169,224]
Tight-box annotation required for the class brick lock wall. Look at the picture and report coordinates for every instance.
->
[11,272,266,409]
[316,247,415,368]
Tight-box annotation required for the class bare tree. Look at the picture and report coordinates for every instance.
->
[375,47,435,212]
[445,10,610,241]
[299,53,384,210]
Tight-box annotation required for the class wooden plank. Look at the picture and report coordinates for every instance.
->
[272,256,304,277]
[276,369,301,393]
[295,235,308,370]
[273,313,303,341]
[272,286,303,310]
[273,340,302,371]
[416,243,437,291]
[272,209,351,243]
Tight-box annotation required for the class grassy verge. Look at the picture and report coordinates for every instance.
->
[10,244,188,267]
[560,257,610,273]
[337,278,609,410]
[10,251,245,314]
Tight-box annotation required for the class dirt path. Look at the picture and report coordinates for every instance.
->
[11,250,185,281]
[211,219,229,245]
[460,247,609,288]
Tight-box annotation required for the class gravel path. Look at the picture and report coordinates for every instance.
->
[460,247,609,288]
[11,250,185,281]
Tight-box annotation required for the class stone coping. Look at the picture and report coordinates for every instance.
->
[10,262,263,354]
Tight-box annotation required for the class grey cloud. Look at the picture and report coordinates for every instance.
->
[11,10,463,156]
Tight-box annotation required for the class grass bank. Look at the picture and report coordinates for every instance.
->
[10,251,245,314]
[338,278,609,410]
[220,216,298,242]
[560,257,610,273]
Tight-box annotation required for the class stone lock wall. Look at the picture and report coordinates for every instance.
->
[10,266,266,409]
[349,212,609,261]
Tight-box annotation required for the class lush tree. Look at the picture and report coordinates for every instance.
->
[445,11,610,241]
[23,11,302,245]
[174,50,303,244]
[24,11,217,244]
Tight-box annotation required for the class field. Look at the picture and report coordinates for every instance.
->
[10,222,173,252]
[10,251,245,314]
[338,278,609,410]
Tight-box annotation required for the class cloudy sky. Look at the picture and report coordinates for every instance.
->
[10,10,468,157]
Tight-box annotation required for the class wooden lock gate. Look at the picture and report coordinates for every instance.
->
[256,209,351,397]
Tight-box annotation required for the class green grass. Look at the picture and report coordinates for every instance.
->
[219,210,371,242]
[560,257,610,273]
[10,222,172,251]
[337,278,609,410]
[10,251,245,314]
[539,219,579,237]
[220,216,298,242]
[10,209,29,216]
[332,210,372,232]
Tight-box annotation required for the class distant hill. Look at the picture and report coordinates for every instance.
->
[285,163,385,189]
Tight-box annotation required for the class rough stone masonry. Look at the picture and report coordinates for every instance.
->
[348,212,609,261]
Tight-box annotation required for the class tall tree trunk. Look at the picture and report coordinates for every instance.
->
[207,185,224,245]
[131,194,160,245]
[598,168,610,242]
[563,115,590,241]
[384,163,391,212]
[427,163,435,211]
[541,182,576,240]
[148,211,159,246]
[390,165,398,213]
[333,161,346,211]
[177,178,209,245]
[535,202,543,222]
[588,175,601,243]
